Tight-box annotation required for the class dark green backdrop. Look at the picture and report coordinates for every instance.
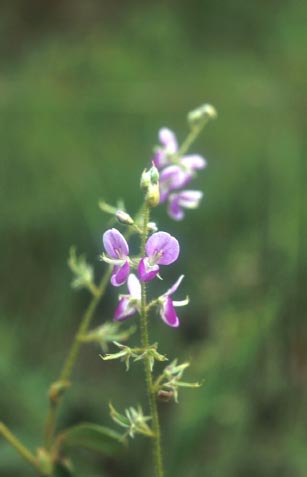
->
[1,1,306,476]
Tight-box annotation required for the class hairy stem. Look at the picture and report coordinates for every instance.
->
[140,204,164,477]
[0,422,40,471]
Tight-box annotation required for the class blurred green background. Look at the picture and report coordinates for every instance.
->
[1,1,307,476]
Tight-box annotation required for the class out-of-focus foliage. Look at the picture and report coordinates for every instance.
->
[0,1,306,476]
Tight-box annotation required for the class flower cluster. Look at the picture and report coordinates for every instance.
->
[153,128,206,220]
[100,105,216,332]
[102,228,187,327]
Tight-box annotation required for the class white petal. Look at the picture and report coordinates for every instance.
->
[127,274,141,300]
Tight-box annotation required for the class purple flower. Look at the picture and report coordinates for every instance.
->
[153,128,178,168]
[113,274,188,328]
[114,274,141,321]
[102,228,130,286]
[180,154,207,171]
[168,191,203,221]
[159,165,192,203]
[158,275,189,327]
[138,231,180,282]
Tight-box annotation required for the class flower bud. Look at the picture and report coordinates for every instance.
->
[149,164,159,184]
[140,165,160,208]
[146,183,160,208]
[140,169,151,190]
[147,221,158,233]
[115,210,134,225]
[188,103,217,127]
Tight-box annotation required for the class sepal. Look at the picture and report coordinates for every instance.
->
[101,341,167,371]
[79,322,136,352]
[109,403,154,439]
[68,247,97,295]
[153,359,201,403]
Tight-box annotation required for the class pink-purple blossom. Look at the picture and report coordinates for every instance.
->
[168,190,203,221]
[153,128,178,168]
[158,275,188,327]
[180,154,207,171]
[113,274,188,327]
[102,228,130,286]
[138,231,180,282]
[114,274,141,321]
[159,165,192,203]
[152,128,206,220]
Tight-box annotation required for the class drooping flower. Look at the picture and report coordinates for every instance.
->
[168,190,203,221]
[180,154,207,171]
[158,275,189,327]
[114,274,141,321]
[159,155,207,204]
[113,274,188,328]
[138,231,180,282]
[159,165,192,203]
[153,128,178,168]
[102,228,130,286]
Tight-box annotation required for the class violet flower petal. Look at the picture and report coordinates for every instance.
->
[168,194,184,221]
[103,228,129,258]
[160,297,180,327]
[138,257,160,282]
[159,128,178,154]
[168,191,203,221]
[180,155,207,170]
[111,260,130,287]
[145,232,180,265]
[114,297,137,321]
[165,275,185,296]
[153,150,166,168]
[176,190,203,208]
[159,166,191,203]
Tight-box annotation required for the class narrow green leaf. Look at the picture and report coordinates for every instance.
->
[56,423,123,456]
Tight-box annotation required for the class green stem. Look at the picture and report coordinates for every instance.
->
[44,266,112,448]
[0,422,40,471]
[176,116,212,159]
[140,204,164,477]
[43,210,142,450]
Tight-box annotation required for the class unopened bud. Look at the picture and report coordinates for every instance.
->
[140,169,151,190]
[140,165,160,208]
[140,165,159,189]
[146,183,160,208]
[188,103,217,127]
[149,164,159,184]
[116,210,134,225]
[147,222,158,233]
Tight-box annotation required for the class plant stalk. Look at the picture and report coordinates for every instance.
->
[140,204,164,477]
[43,210,142,450]
[177,115,212,158]
[43,266,112,448]
[0,422,40,471]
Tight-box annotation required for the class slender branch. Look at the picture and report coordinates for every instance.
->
[176,115,212,159]
[140,204,164,477]
[0,422,40,471]
[44,266,112,448]
[43,210,141,450]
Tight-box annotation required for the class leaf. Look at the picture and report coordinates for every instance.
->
[56,423,124,456]
[53,458,74,477]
